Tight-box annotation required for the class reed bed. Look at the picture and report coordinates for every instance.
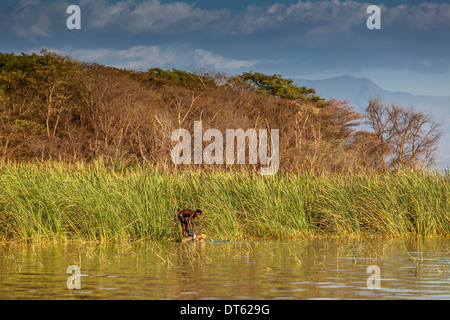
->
[0,161,448,242]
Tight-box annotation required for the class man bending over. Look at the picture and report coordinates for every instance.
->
[178,209,202,238]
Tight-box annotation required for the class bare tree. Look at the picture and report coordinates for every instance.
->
[365,98,442,169]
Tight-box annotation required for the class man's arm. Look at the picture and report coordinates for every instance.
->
[187,215,194,236]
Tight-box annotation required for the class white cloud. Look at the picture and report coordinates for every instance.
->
[2,0,59,38]
[78,0,229,33]
[0,0,371,37]
[222,1,371,36]
[3,0,450,39]
[193,49,260,69]
[30,45,261,71]
[227,1,450,35]
[36,45,180,69]
[84,0,130,29]
[384,2,450,31]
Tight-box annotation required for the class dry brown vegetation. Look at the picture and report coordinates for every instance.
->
[0,50,441,173]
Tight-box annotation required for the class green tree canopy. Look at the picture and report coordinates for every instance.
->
[233,71,325,104]
[146,68,214,89]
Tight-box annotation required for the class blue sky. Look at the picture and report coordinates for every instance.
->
[1,0,450,97]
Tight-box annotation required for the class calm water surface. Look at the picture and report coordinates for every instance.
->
[0,239,449,299]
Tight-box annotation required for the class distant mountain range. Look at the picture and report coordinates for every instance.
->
[294,75,450,168]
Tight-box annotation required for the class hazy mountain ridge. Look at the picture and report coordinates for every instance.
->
[295,75,450,168]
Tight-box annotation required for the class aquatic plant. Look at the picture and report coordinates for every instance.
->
[0,161,448,242]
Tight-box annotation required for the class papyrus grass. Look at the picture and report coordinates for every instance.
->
[0,161,448,242]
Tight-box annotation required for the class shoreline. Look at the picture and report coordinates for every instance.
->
[1,234,450,246]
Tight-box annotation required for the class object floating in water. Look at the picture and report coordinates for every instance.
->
[209,238,228,243]
[181,233,206,243]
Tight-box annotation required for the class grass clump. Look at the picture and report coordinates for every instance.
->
[0,161,448,242]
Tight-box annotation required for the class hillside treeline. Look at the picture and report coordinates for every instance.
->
[0,50,436,173]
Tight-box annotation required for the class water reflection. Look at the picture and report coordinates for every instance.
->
[0,239,449,299]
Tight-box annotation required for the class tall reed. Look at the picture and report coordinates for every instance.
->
[0,161,448,242]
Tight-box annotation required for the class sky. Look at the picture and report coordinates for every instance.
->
[0,0,450,97]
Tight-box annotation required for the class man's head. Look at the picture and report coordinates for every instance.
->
[195,209,202,217]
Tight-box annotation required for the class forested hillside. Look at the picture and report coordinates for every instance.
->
[0,50,424,172]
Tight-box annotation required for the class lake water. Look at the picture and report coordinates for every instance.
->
[0,239,449,300]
